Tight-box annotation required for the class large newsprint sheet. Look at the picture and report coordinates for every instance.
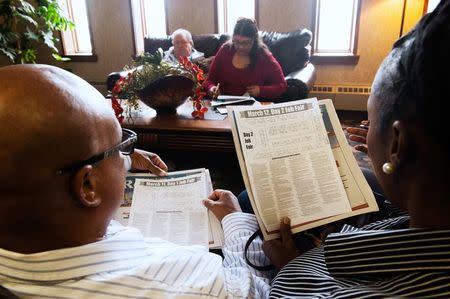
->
[114,169,224,248]
[229,98,378,240]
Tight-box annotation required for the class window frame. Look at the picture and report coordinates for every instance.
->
[130,0,169,55]
[214,0,259,34]
[311,0,361,65]
[59,0,97,62]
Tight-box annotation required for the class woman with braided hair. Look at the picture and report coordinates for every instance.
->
[263,1,450,297]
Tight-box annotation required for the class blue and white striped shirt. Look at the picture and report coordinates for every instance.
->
[0,213,271,298]
[270,216,450,298]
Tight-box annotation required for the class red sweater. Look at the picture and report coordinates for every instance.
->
[204,45,287,99]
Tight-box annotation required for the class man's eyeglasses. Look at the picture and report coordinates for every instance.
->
[56,128,137,175]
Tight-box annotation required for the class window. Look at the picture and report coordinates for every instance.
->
[312,0,360,64]
[216,0,256,33]
[426,0,440,13]
[131,0,167,54]
[59,0,95,60]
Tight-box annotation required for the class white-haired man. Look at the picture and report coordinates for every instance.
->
[164,28,204,63]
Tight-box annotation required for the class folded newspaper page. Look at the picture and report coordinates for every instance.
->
[228,98,378,240]
[114,168,224,248]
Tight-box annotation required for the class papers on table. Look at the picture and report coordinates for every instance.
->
[211,95,256,107]
[212,95,258,115]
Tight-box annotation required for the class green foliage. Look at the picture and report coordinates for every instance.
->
[0,0,74,63]
[131,48,164,66]
[115,49,195,109]
[124,50,174,93]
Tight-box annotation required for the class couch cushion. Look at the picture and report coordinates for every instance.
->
[144,34,231,58]
[261,29,312,75]
[193,34,230,58]
[143,29,312,77]
[144,36,172,55]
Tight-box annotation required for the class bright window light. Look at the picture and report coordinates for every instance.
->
[217,0,255,33]
[427,0,440,13]
[60,0,93,55]
[315,0,359,54]
[131,0,167,54]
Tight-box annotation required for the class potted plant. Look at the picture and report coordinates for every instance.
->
[0,0,73,64]
[111,49,208,121]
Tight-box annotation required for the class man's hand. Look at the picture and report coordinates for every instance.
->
[246,85,260,97]
[202,189,242,221]
[347,120,369,153]
[130,149,168,176]
[262,217,301,271]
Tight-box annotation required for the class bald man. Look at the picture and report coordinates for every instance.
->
[0,64,271,298]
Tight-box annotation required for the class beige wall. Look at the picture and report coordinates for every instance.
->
[315,0,405,85]
[166,0,215,34]
[0,0,425,100]
[258,0,314,32]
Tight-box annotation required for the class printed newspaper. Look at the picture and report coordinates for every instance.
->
[228,98,379,240]
[114,168,224,248]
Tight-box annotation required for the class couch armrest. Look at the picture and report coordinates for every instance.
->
[285,63,316,90]
[277,63,316,103]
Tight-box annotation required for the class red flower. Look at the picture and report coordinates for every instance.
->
[178,56,208,119]
[111,97,125,123]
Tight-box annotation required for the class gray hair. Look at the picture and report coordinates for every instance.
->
[171,28,193,44]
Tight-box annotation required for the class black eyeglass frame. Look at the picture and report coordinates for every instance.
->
[56,128,137,175]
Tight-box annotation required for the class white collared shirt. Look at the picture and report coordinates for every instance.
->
[163,47,204,64]
[0,213,271,298]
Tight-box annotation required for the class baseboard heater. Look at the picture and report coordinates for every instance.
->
[309,84,371,111]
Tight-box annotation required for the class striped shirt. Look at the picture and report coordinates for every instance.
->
[270,216,450,298]
[0,213,271,298]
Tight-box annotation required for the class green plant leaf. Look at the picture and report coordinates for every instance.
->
[0,47,16,62]
[41,30,57,51]
[21,48,36,63]
[0,30,18,44]
[52,52,70,61]
[18,0,35,14]
[24,27,39,41]
[1,0,75,63]
[13,11,38,27]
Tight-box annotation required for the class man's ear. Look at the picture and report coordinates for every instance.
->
[71,165,101,208]
[389,120,413,168]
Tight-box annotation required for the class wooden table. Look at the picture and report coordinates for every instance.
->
[122,100,236,152]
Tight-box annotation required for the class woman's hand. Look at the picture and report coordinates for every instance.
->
[347,120,369,153]
[202,189,242,221]
[129,149,168,176]
[208,85,220,98]
[262,217,301,270]
[246,85,260,97]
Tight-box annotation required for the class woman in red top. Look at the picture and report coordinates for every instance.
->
[204,18,287,100]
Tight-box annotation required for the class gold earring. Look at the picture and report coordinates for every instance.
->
[382,162,395,174]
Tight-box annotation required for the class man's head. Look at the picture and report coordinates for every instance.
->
[171,28,194,59]
[0,64,128,253]
[366,1,450,212]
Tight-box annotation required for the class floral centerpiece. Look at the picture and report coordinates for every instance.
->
[111,49,208,122]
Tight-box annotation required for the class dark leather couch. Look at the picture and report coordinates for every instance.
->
[107,29,316,102]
